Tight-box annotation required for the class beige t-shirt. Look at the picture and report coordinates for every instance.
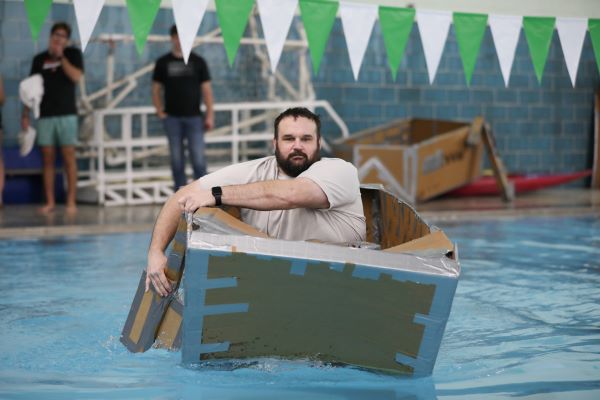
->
[198,156,366,243]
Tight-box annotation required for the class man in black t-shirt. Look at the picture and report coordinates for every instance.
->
[21,22,84,214]
[152,25,214,189]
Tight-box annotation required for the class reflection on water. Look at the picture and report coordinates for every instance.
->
[0,217,599,399]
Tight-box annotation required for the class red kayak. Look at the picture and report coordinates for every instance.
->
[448,170,592,197]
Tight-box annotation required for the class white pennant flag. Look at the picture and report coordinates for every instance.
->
[416,10,451,84]
[257,0,297,72]
[489,14,522,87]
[173,0,209,64]
[556,17,588,87]
[340,1,378,80]
[73,0,105,52]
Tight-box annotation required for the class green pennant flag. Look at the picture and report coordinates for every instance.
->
[589,19,600,75]
[299,0,339,74]
[523,16,556,83]
[378,7,415,81]
[215,0,254,66]
[126,0,161,55]
[24,0,53,40]
[453,12,488,85]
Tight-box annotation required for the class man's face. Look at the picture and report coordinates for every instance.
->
[49,28,68,57]
[274,116,321,177]
[171,34,182,54]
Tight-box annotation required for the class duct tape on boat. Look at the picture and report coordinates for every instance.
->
[421,150,444,174]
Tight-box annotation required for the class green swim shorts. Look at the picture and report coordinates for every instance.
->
[37,115,78,147]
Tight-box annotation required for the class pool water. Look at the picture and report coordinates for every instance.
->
[0,217,599,399]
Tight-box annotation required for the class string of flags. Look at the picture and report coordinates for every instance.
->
[23,0,600,87]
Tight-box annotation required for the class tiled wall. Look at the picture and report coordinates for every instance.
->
[1,2,598,177]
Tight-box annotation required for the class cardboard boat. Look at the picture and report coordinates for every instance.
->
[332,117,485,203]
[120,186,460,376]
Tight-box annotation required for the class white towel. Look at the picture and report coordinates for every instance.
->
[19,74,44,119]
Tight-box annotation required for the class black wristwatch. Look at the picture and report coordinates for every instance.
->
[211,186,223,206]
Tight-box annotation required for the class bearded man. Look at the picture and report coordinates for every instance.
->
[146,107,366,296]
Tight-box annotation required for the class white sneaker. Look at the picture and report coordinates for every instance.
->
[18,126,37,156]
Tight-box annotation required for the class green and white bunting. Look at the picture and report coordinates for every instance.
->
[215,0,254,66]
[299,0,339,74]
[379,7,415,81]
[416,9,452,84]
[523,16,556,83]
[453,12,488,85]
[340,1,378,80]
[18,1,600,86]
[589,19,600,75]
[556,17,588,87]
[125,0,162,55]
[489,14,522,87]
[24,0,53,40]
[173,0,209,64]
[257,0,297,72]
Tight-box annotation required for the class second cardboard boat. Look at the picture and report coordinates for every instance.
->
[120,185,460,376]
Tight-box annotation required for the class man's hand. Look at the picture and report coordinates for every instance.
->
[177,186,215,213]
[21,114,30,131]
[145,248,171,296]
[204,113,214,130]
[157,110,167,119]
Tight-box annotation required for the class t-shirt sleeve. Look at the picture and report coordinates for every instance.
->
[298,158,361,209]
[30,54,42,75]
[197,160,259,189]
[197,57,211,83]
[152,57,165,83]
[65,47,84,71]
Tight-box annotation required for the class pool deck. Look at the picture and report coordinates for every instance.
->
[0,188,599,238]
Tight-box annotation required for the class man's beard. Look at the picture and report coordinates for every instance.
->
[275,145,321,177]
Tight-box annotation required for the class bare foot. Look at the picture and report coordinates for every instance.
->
[66,204,78,215]
[38,204,56,214]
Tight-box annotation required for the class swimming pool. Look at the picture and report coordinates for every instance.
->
[0,216,598,399]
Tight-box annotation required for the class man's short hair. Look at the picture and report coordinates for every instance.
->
[51,22,71,39]
[170,24,178,37]
[274,107,321,139]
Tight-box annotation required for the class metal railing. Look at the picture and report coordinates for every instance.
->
[77,100,348,206]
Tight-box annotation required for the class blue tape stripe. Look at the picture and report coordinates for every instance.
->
[352,266,380,280]
[202,303,249,316]
[290,260,307,276]
[329,262,345,272]
[395,353,417,368]
[198,277,238,290]
[198,341,230,354]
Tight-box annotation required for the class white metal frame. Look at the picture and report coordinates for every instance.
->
[78,100,348,206]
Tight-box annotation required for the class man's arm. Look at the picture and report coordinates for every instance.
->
[146,178,328,296]
[0,77,5,106]
[201,81,214,130]
[152,81,167,119]
[21,105,30,130]
[61,56,82,83]
[178,178,329,212]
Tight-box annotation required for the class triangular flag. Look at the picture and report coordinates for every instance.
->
[73,0,105,52]
[24,0,53,40]
[453,12,488,85]
[556,17,588,87]
[126,0,162,55]
[591,19,600,75]
[256,0,297,72]
[339,2,378,80]
[299,0,339,74]
[523,16,556,84]
[378,7,415,81]
[215,0,254,66]
[489,14,522,87]
[416,9,452,84]
[173,0,209,64]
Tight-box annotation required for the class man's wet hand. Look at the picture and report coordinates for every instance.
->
[145,249,171,297]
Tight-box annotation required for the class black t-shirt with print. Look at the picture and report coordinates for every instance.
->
[30,47,84,117]
[152,52,211,117]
